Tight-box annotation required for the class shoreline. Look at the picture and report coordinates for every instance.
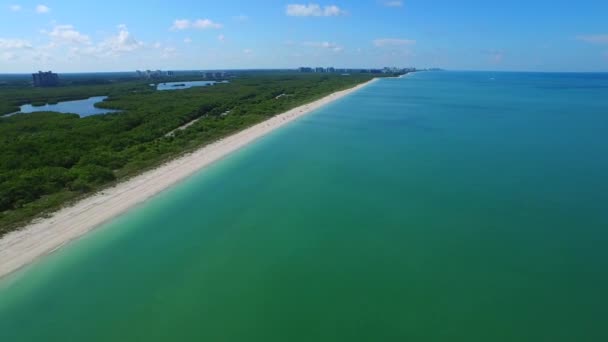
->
[0,78,378,279]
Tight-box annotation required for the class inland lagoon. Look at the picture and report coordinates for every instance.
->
[1,72,607,341]
[8,96,120,117]
[156,80,224,91]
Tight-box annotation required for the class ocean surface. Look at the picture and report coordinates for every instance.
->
[1,72,607,341]
[9,96,120,117]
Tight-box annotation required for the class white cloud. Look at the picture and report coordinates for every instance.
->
[32,49,52,62]
[286,4,345,17]
[243,48,253,55]
[98,25,144,56]
[384,1,403,7]
[171,19,190,30]
[193,19,222,29]
[373,38,416,47]
[217,34,225,42]
[170,18,222,30]
[35,4,50,13]
[0,38,32,49]
[322,5,343,16]
[161,47,177,59]
[1,51,17,61]
[37,23,146,61]
[45,25,91,46]
[233,14,249,22]
[58,25,137,58]
[9,4,21,12]
[184,37,192,44]
[303,41,344,52]
[577,34,608,44]
[482,50,504,63]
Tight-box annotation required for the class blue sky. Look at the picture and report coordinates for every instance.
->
[1,0,607,72]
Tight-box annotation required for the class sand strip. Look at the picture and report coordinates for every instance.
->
[0,78,377,279]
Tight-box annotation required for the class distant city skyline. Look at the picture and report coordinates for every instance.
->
[1,0,607,72]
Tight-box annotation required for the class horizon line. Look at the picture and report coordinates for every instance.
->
[1,68,608,75]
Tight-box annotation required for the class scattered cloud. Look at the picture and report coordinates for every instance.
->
[35,4,50,14]
[577,34,608,44]
[6,23,149,64]
[45,25,91,46]
[383,1,403,7]
[373,38,416,47]
[152,41,162,49]
[184,37,192,44]
[321,5,344,16]
[170,18,223,30]
[233,14,249,22]
[193,19,222,29]
[161,47,177,59]
[171,19,190,30]
[0,38,32,49]
[243,48,253,55]
[98,25,144,56]
[482,49,504,63]
[9,4,21,12]
[1,51,17,61]
[286,4,345,17]
[217,34,225,42]
[303,41,344,52]
[0,38,33,62]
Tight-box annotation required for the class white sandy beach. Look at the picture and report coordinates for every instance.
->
[0,78,377,279]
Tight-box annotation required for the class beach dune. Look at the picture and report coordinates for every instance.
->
[0,78,377,279]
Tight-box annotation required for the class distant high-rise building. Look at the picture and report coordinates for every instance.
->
[32,71,59,87]
[135,69,167,79]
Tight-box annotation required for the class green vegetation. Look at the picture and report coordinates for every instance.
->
[0,72,380,235]
[0,82,139,114]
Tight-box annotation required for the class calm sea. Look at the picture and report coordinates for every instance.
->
[1,72,607,341]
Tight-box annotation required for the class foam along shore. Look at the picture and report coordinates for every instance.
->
[0,78,378,279]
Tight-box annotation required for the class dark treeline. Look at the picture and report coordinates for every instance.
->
[0,81,147,114]
[0,72,221,114]
[0,73,377,235]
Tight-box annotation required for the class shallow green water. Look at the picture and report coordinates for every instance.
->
[1,72,607,341]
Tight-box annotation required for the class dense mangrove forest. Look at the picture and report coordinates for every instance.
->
[0,72,380,235]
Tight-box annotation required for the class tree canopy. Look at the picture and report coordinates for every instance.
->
[0,72,379,235]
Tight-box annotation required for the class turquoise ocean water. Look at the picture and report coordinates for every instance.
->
[1,72,607,341]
